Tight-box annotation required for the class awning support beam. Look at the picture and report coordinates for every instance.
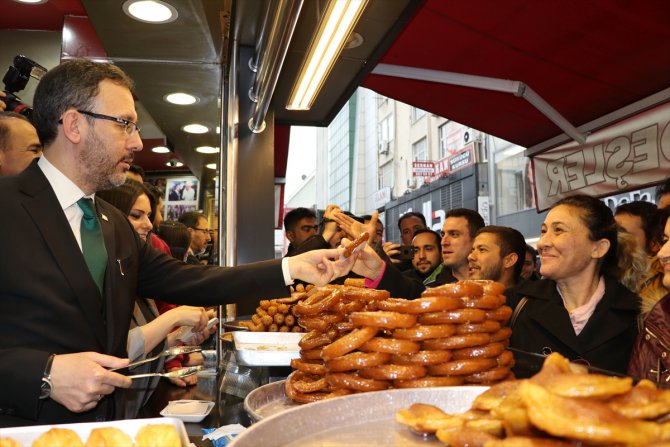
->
[372,63,587,145]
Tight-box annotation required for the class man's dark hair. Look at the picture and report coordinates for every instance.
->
[284,207,316,232]
[0,111,32,151]
[657,177,670,206]
[525,244,538,267]
[412,228,441,247]
[158,220,191,261]
[179,211,207,229]
[476,225,526,283]
[129,164,145,181]
[615,200,658,252]
[445,208,485,239]
[397,211,427,230]
[32,59,134,147]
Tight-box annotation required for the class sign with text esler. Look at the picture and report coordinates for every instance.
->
[532,102,670,211]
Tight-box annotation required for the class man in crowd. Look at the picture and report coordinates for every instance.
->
[0,59,352,427]
[467,225,526,289]
[125,163,144,183]
[439,208,485,282]
[615,201,659,255]
[179,211,212,264]
[283,207,320,256]
[406,229,443,286]
[0,111,42,176]
[521,244,540,281]
[363,213,384,252]
[383,211,427,271]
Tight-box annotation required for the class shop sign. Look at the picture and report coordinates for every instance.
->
[412,161,436,177]
[434,142,476,178]
[532,102,670,211]
[373,187,391,208]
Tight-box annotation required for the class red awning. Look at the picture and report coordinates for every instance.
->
[363,0,670,152]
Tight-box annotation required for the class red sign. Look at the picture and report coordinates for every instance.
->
[434,142,476,178]
[412,161,436,177]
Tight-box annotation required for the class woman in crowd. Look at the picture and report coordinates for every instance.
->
[96,182,211,417]
[506,194,640,377]
[628,207,670,383]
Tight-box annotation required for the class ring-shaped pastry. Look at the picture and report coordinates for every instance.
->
[419,308,487,325]
[350,311,417,329]
[320,326,378,360]
[393,324,456,341]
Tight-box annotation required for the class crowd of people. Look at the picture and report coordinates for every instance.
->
[284,179,670,380]
[1,59,669,428]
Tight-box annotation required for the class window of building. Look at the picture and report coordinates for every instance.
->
[379,161,394,190]
[411,107,426,122]
[412,137,427,161]
[495,146,534,215]
[438,123,448,158]
[378,114,394,144]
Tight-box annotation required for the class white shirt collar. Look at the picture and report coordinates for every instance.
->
[38,155,90,210]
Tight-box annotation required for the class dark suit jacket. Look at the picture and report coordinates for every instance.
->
[506,276,640,377]
[377,262,457,299]
[0,162,289,427]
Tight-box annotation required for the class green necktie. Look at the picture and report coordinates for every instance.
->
[77,198,108,294]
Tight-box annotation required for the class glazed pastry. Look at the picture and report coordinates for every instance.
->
[32,428,84,447]
[85,427,133,447]
[134,425,180,447]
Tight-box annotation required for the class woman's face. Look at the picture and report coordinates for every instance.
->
[658,218,670,288]
[537,204,607,281]
[127,193,153,241]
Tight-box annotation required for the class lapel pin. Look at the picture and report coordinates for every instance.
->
[101,214,109,222]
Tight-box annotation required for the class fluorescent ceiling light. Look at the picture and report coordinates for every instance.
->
[164,92,198,105]
[206,163,217,170]
[286,0,368,110]
[196,146,220,154]
[151,146,170,153]
[123,0,178,24]
[182,124,208,134]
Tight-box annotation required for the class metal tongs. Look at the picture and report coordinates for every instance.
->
[110,345,202,372]
[127,365,203,380]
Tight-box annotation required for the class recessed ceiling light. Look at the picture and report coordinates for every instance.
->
[151,146,170,153]
[196,146,220,154]
[206,163,217,170]
[14,0,48,4]
[183,124,209,134]
[123,0,178,24]
[166,160,183,167]
[164,92,198,105]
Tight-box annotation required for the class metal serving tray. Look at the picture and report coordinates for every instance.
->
[232,385,487,447]
[0,416,189,446]
[244,379,300,422]
[232,331,303,367]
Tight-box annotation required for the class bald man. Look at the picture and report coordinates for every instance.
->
[0,112,42,176]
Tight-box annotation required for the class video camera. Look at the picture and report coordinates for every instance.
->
[2,55,47,120]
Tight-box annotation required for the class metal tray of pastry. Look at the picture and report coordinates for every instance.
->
[244,379,300,422]
[231,386,487,446]
[0,416,189,446]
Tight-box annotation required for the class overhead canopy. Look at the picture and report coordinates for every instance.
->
[362,0,670,152]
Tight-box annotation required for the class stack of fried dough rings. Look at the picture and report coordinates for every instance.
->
[285,280,514,404]
[397,352,670,446]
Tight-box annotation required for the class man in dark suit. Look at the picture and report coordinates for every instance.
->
[0,60,352,427]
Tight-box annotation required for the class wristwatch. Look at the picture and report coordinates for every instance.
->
[39,354,55,400]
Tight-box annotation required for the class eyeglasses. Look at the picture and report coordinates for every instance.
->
[72,110,141,136]
[191,227,211,234]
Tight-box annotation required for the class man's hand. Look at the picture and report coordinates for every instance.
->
[342,238,386,280]
[288,247,356,285]
[320,204,342,243]
[332,210,379,243]
[50,352,131,413]
[383,241,402,264]
[0,92,6,112]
